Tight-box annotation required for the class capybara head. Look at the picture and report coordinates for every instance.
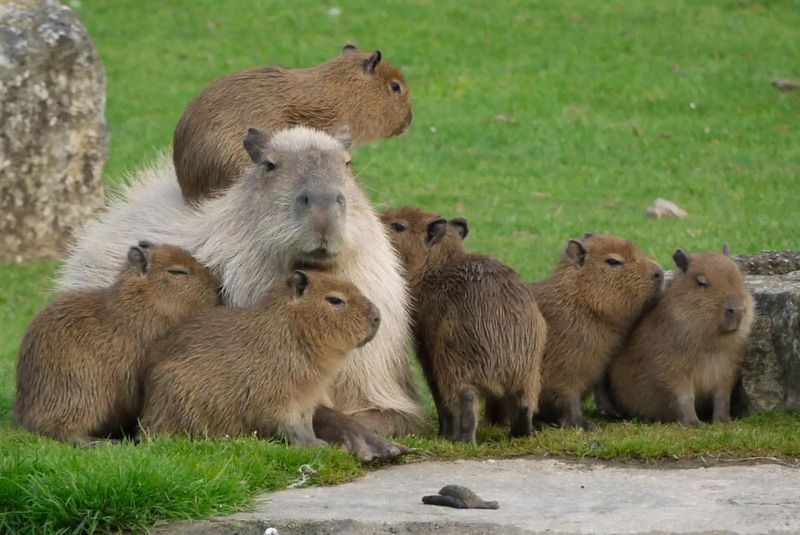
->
[241,126,357,267]
[121,241,219,321]
[380,206,469,281]
[556,233,664,327]
[336,43,413,141]
[668,245,755,336]
[283,270,380,351]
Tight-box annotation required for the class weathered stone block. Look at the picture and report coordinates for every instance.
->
[735,271,800,414]
[735,251,800,276]
[0,0,107,263]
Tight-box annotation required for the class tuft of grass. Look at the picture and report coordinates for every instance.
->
[1,0,799,533]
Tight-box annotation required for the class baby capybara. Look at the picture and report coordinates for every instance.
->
[381,207,547,444]
[138,270,381,446]
[529,234,663,430]
[608,246,755,426]
[174,43,413,201]
[14,242,218,444]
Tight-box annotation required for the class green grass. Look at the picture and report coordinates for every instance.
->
[2,0,800,532]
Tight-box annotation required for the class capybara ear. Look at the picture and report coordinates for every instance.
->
[426,218,448,246]
[722,243,731,257]
[583,232,594,239]
[342,42,359,53]
[287,270,310,297]
[363,50,382,75]
[673,249,691,272]
[565,239,587,266]
[449,218,469,241]
[333,125,353,151]
[243,128,272,163]
[127,246,149,275]
[138,240,154,249]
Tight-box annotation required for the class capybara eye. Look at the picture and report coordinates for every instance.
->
[696,275,709,288]
[391,222,406,233]
[325,296,346,307]
[167,268,189,276]
[390,81,402,94]
[264,160,277,172]
[605,258,624,267]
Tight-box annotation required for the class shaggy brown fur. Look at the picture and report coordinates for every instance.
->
[14,243,218,444]
[527,234,663,429]
[139,270,381,445]
[608,247,755,426]
[173,43,413,202]
[381,207,546,444]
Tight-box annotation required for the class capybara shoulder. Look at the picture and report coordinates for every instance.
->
[14,242,218,443]
[174,43,413,201]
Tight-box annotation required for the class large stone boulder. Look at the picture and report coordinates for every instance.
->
[0,0,107,263]
[735,271,800,415]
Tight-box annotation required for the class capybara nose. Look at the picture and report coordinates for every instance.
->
[722,306,742,332]
[361,304,381,347]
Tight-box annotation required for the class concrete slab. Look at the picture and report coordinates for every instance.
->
[161,458,800,534]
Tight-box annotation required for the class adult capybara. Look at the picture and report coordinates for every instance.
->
[608,246,755,426]
[173,43,413,201]
[139,270,380,445]
[526,234,663,430]
[57,126,418,462]
[381,207,546,444]
[14,242,218,444]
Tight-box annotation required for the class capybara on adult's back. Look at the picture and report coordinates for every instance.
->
[140,270,380,445]
[14,242,218,443]
[381,206,547,444]
[608,246,755,426]
[173,43,413,201]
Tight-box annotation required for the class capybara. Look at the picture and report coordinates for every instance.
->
[608,246,755,426]
[14,242,218,444]
[57,126,418,462]
[381,207,546,444]
[525,234,663,429]
[173,43,413,201]
[139,270,381,445]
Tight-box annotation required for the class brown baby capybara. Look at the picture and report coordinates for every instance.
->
[381,207,547,444]
[173,43,413,202]
[14,242,218,444]
[522,234,663,430]
[608,246,755,426]
[139,270,381,446]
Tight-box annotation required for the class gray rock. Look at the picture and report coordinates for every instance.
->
[0,0,107,263]
[735,270,800,414]
[735,251,800,276]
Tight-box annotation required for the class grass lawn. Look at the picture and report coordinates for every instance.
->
[2,0,799,533]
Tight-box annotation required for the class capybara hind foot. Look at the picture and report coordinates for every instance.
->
[286,419,328,448]
[313,406,410,463]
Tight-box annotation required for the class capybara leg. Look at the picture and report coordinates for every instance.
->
[509,404,533,438]
[711,387,732,424]
[593,379,621,419]
[455,387,478,445]
[558,394,595,430]
[313,406,410,464]
[484,396,509,426]
[286,417,328,448]
[438,402,455,440]
[674,388,702,427]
